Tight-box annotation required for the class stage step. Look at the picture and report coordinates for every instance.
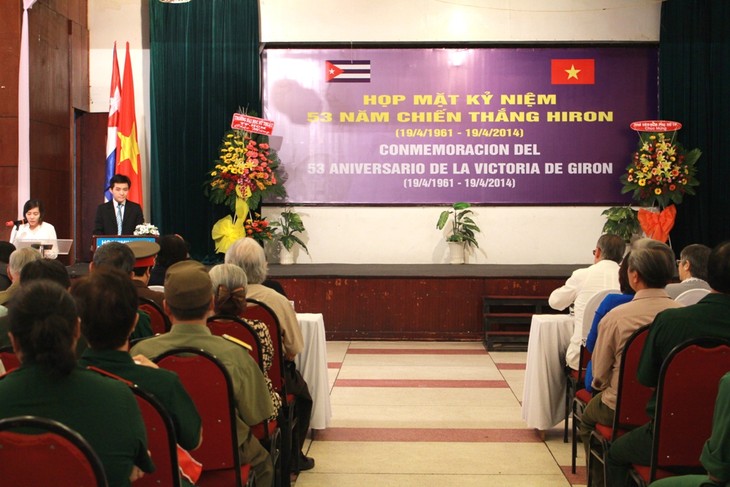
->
[482,295,558,351]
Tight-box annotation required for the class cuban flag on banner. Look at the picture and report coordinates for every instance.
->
[326,60,371,83]
[105,43,121,202]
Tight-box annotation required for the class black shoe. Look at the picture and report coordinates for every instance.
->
[296,455,315,472]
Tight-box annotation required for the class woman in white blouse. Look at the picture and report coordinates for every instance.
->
[10,199,58,258]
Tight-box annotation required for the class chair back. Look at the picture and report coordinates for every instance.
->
[582,289,620,338]
[674,288,711,306]
[0,415,108,487]
[611,325,652,438]
[0,346,20,373]
[139,296,171,335]
[131,386,182,487]
[153,347,244,485]
[207,314,264,372]
[650,337,730,480]
[244,299,287,395]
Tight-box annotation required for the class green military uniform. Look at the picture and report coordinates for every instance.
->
[0,362,154,487]
[79,349,201,450]
[608,293,730,487]
[649,371,730,487]
[131,309,154,341]
[131,323,275,487]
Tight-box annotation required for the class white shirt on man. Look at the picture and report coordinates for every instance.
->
[549,259,620,369]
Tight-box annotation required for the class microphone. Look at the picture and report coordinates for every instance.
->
[5,218,27,229]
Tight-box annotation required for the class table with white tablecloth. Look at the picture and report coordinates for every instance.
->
[521,314,575,431]
[294,313,332,430]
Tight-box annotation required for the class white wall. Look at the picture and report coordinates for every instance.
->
[88,0,661,264]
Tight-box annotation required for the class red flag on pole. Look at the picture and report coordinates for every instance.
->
[116,42,143,207]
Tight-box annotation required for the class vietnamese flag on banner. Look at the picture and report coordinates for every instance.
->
[116,42,143,207]
[551,59,595,85]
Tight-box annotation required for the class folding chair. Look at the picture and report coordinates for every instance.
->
[0,415,108,487]
[131,385,184,487]
[570,344,593,473]
[139,296,171,335]
[630,337,730,486]
[0,345,20,373]
[674,288,710,306]
[587,325,652,486]
[564,289,619,442]
[154,347,255,487]
[207,314,282,486]
[245,298,298,485]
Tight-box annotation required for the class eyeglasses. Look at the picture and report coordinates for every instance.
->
[592,249,597,256]
[676,259,684,266]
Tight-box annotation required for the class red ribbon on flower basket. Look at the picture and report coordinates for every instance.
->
[637,205,676,243]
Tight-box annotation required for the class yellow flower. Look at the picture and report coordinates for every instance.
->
[654,188,662,195]
[638,179,646,187]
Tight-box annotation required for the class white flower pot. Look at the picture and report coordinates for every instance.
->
[280,246,295,265]
[448,242,465,264]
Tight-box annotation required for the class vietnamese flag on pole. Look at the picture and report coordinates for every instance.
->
[551,59,595,85]
[116,42,143,207]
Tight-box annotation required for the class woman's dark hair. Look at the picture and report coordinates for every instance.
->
[71,267,138,350]
[156,234,189,268]
[23,199,45,223]
[8,280,78,377]
[618,252,635,295]
[20,259,71,289]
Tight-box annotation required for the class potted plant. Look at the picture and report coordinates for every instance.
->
[271,208,309,264]
[601,206,641,244]
[436,202,481,263]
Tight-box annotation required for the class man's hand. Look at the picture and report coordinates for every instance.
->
[133,354,159,368]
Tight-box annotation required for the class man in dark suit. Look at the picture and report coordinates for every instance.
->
[93,174,144,235]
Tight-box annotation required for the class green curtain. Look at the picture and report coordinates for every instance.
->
[660,0,730,249]
[149,0,261,261]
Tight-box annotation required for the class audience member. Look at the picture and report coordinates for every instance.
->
[549,234,626,369]
[126,240,165,307]
[665,243,711,298]
[648,371,730,487]
[149,234,189,286]
[584,251,636,391]
[91,242,153,340]
[607,240,730,487]
[210,263,283,419]
[225,237,314,471]
[0,241,15,291]
[0,280,153,486]
[0,247,42,305]
[578,239,681,482]
[0,259,72,349]
[73,267,202,487]
[131,260,275,487]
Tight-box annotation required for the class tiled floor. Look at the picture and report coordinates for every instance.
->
[295,341,587,486]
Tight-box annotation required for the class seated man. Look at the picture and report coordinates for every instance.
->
[72,267,202,487]
[549,234,625,370]
[91,242,153,341]
[131,260,275,487]
[226,237,314,471]
[126,240,165,307]
[665,243,711,298]
[0,247,41,306]
[607,240,730,487]
[578,239,681,482]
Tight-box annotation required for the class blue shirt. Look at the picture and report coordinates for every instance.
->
[584,293,634,391]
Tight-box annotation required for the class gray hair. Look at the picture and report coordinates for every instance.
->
[209,263,248,292]
[8,248,42,277]
[224,238,267,284]
[597,234,626,263]
[92,242,135,274]
[628,238,675,288]
[680,244,711,281]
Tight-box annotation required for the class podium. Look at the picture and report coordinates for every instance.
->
[91,235,157,252]
[14,239,74,259]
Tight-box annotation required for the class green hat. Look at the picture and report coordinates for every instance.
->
[164,260,212,310]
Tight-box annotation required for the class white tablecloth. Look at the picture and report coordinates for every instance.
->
[521,314,575,430]
[294,313,332,430]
